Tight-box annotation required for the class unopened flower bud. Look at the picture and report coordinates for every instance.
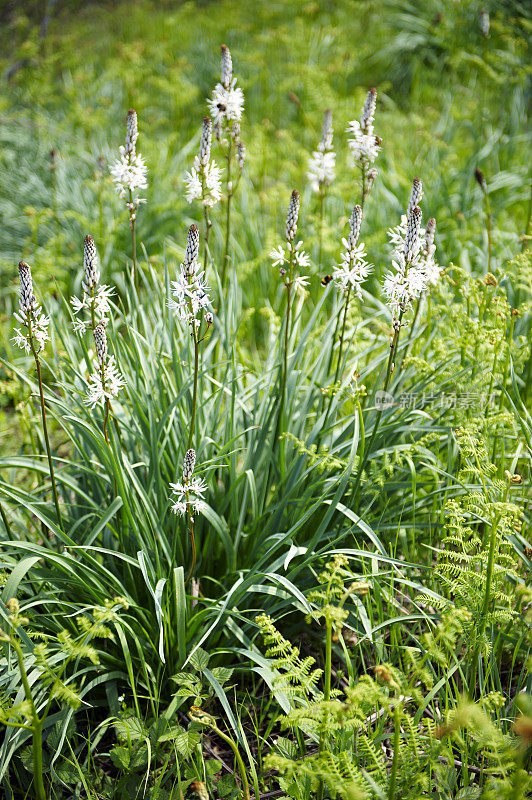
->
[286,189,300,242]
[408,177,423,216]
[424,217,436,252]
[205,311,214,325]
[361,87,377,132]
[349,204,363,248]
[475,167,487,192]
[126,109,138,156]
[221,44,232,89]
[183,448,196,480]
[184,225,200,272]
[404,206,422,263]
[93,323,108,364]
[83,235,100,289]
[199,117,212,166]
[18,261,36,312]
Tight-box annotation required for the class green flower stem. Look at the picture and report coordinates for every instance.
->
[324,284,353,429]
[185,514,196,586]
[318,187,325,270]
[203,204,212,271]
[352,309,404,502]
[277,248,295,474]
[334,285,352,388]
[28,313,64,533]
[188,332,200,452]
[128,187,138,292]
[221,141,233,287]
[360,163,366,210]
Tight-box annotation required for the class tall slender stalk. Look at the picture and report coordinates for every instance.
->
[185,514,196,585]
[324,204,365,425]
[221,141,233,286]
[203,205,212,271]
[187,333,200,451]
[110,108,147,294]
[318,188,324,270]
[334,284,352,388]
[32,350,63,531]
[128,187,138,291]
[352,309,404,502]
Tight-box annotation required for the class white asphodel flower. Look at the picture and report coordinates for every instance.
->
[109,108,148,225]
[110,147,148,200]
[84,356,125,408]
[168,269,212,322]
[308,109,336,193]
[307,150,336,193]
[293,275,310,294]
[71,235,115,333]
[269,240,310,274]
[331,206,372,297]
[168,225,214,328]
[346,119,380,165]
[71,285,114,321]
[184,158,222,207]
[207,79,245,125]
[12,261,50,355]
[382,195,439,319]
[170,449,207,518]
[346,88,381,172]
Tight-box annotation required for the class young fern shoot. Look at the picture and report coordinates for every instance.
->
[110,108,148,290]
[12,261,63,532]
[207,44,245,285]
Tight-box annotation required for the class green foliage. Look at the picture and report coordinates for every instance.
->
[0,0,530,797]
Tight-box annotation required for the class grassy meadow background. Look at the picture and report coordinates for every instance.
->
[0,1,531,798]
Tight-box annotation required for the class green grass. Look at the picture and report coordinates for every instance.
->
[0,0,531,798]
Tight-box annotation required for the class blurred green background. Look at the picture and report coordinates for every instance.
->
[1,0,529,287]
